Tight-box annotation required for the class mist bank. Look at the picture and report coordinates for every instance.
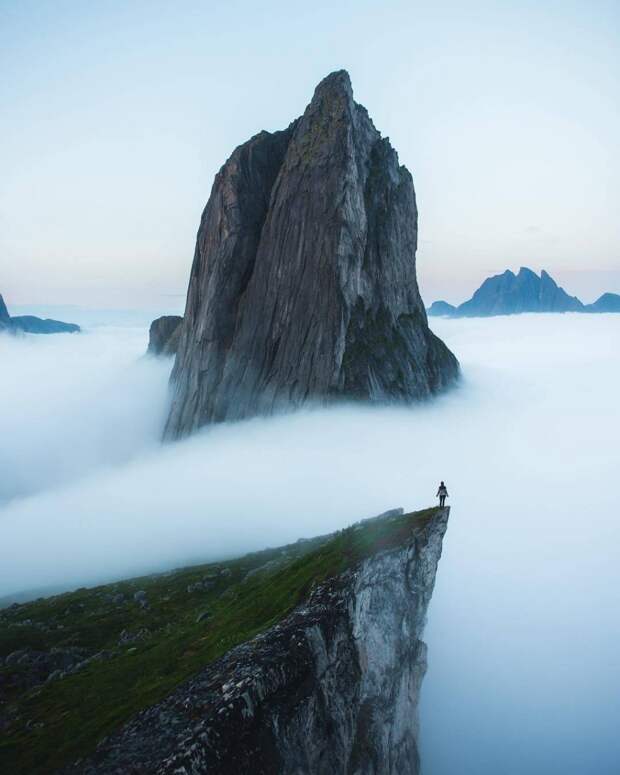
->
[0,326,170,505]
[0,314,618,597]
[1,312,618,773]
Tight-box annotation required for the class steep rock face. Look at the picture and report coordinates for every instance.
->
[147,315,183,357]
[65,509,449,774]
[165,71,458,439]
[537,269,584,311]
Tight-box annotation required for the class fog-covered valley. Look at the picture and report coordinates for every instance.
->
[1,313,618,772]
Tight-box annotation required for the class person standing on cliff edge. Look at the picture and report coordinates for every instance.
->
[437,482,449,508]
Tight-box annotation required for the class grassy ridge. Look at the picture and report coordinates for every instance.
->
[0,507,437,774]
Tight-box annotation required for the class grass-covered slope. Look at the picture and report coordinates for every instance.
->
[0,507,440,774]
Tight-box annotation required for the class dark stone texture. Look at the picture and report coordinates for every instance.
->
[165,71,458,439]
[147,315,183,357]
[0,646,91,703]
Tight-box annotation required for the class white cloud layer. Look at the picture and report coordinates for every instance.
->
[0,313,618,773]
[0,327,170,504]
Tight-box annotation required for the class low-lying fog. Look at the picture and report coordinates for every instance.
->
[1,313,618,773]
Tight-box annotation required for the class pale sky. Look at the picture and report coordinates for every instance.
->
[1,0,618,310]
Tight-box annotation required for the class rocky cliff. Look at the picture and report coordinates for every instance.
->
[58,508,448,774]
[164,70,458,439]
[147,315,183,357]
[1,509,448,773]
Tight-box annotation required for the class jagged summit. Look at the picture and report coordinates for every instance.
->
[311,68,353,100]
[164,71,458,439]
[428,267,588,318]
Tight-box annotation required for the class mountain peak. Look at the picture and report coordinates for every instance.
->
[164,73,459,437]
[311,69,353,101]
[430,267,587,318]
[302,70,356,130]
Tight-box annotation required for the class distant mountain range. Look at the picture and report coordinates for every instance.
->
[428,268,620,318]
[0,294,80,334]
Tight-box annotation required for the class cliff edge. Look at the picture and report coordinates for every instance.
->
[63,508,448,774]
[1,508,448,774]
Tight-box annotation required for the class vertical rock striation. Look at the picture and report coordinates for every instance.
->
[164,71,458,439]
[64,508,449,775]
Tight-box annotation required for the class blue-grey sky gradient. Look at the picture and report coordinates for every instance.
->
[1,0,618,308]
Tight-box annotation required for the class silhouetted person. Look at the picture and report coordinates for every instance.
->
[437,481,449,508]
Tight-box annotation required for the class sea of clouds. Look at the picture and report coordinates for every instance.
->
[0,313,618,773]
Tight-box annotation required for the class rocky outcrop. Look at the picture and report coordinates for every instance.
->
[585,292,620,313]
[0,646,111,696]
[0,294,80,334]
[427,267,620,318]
[147,315,183,357]
[164,70,458,439]
[64,508,449,774]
